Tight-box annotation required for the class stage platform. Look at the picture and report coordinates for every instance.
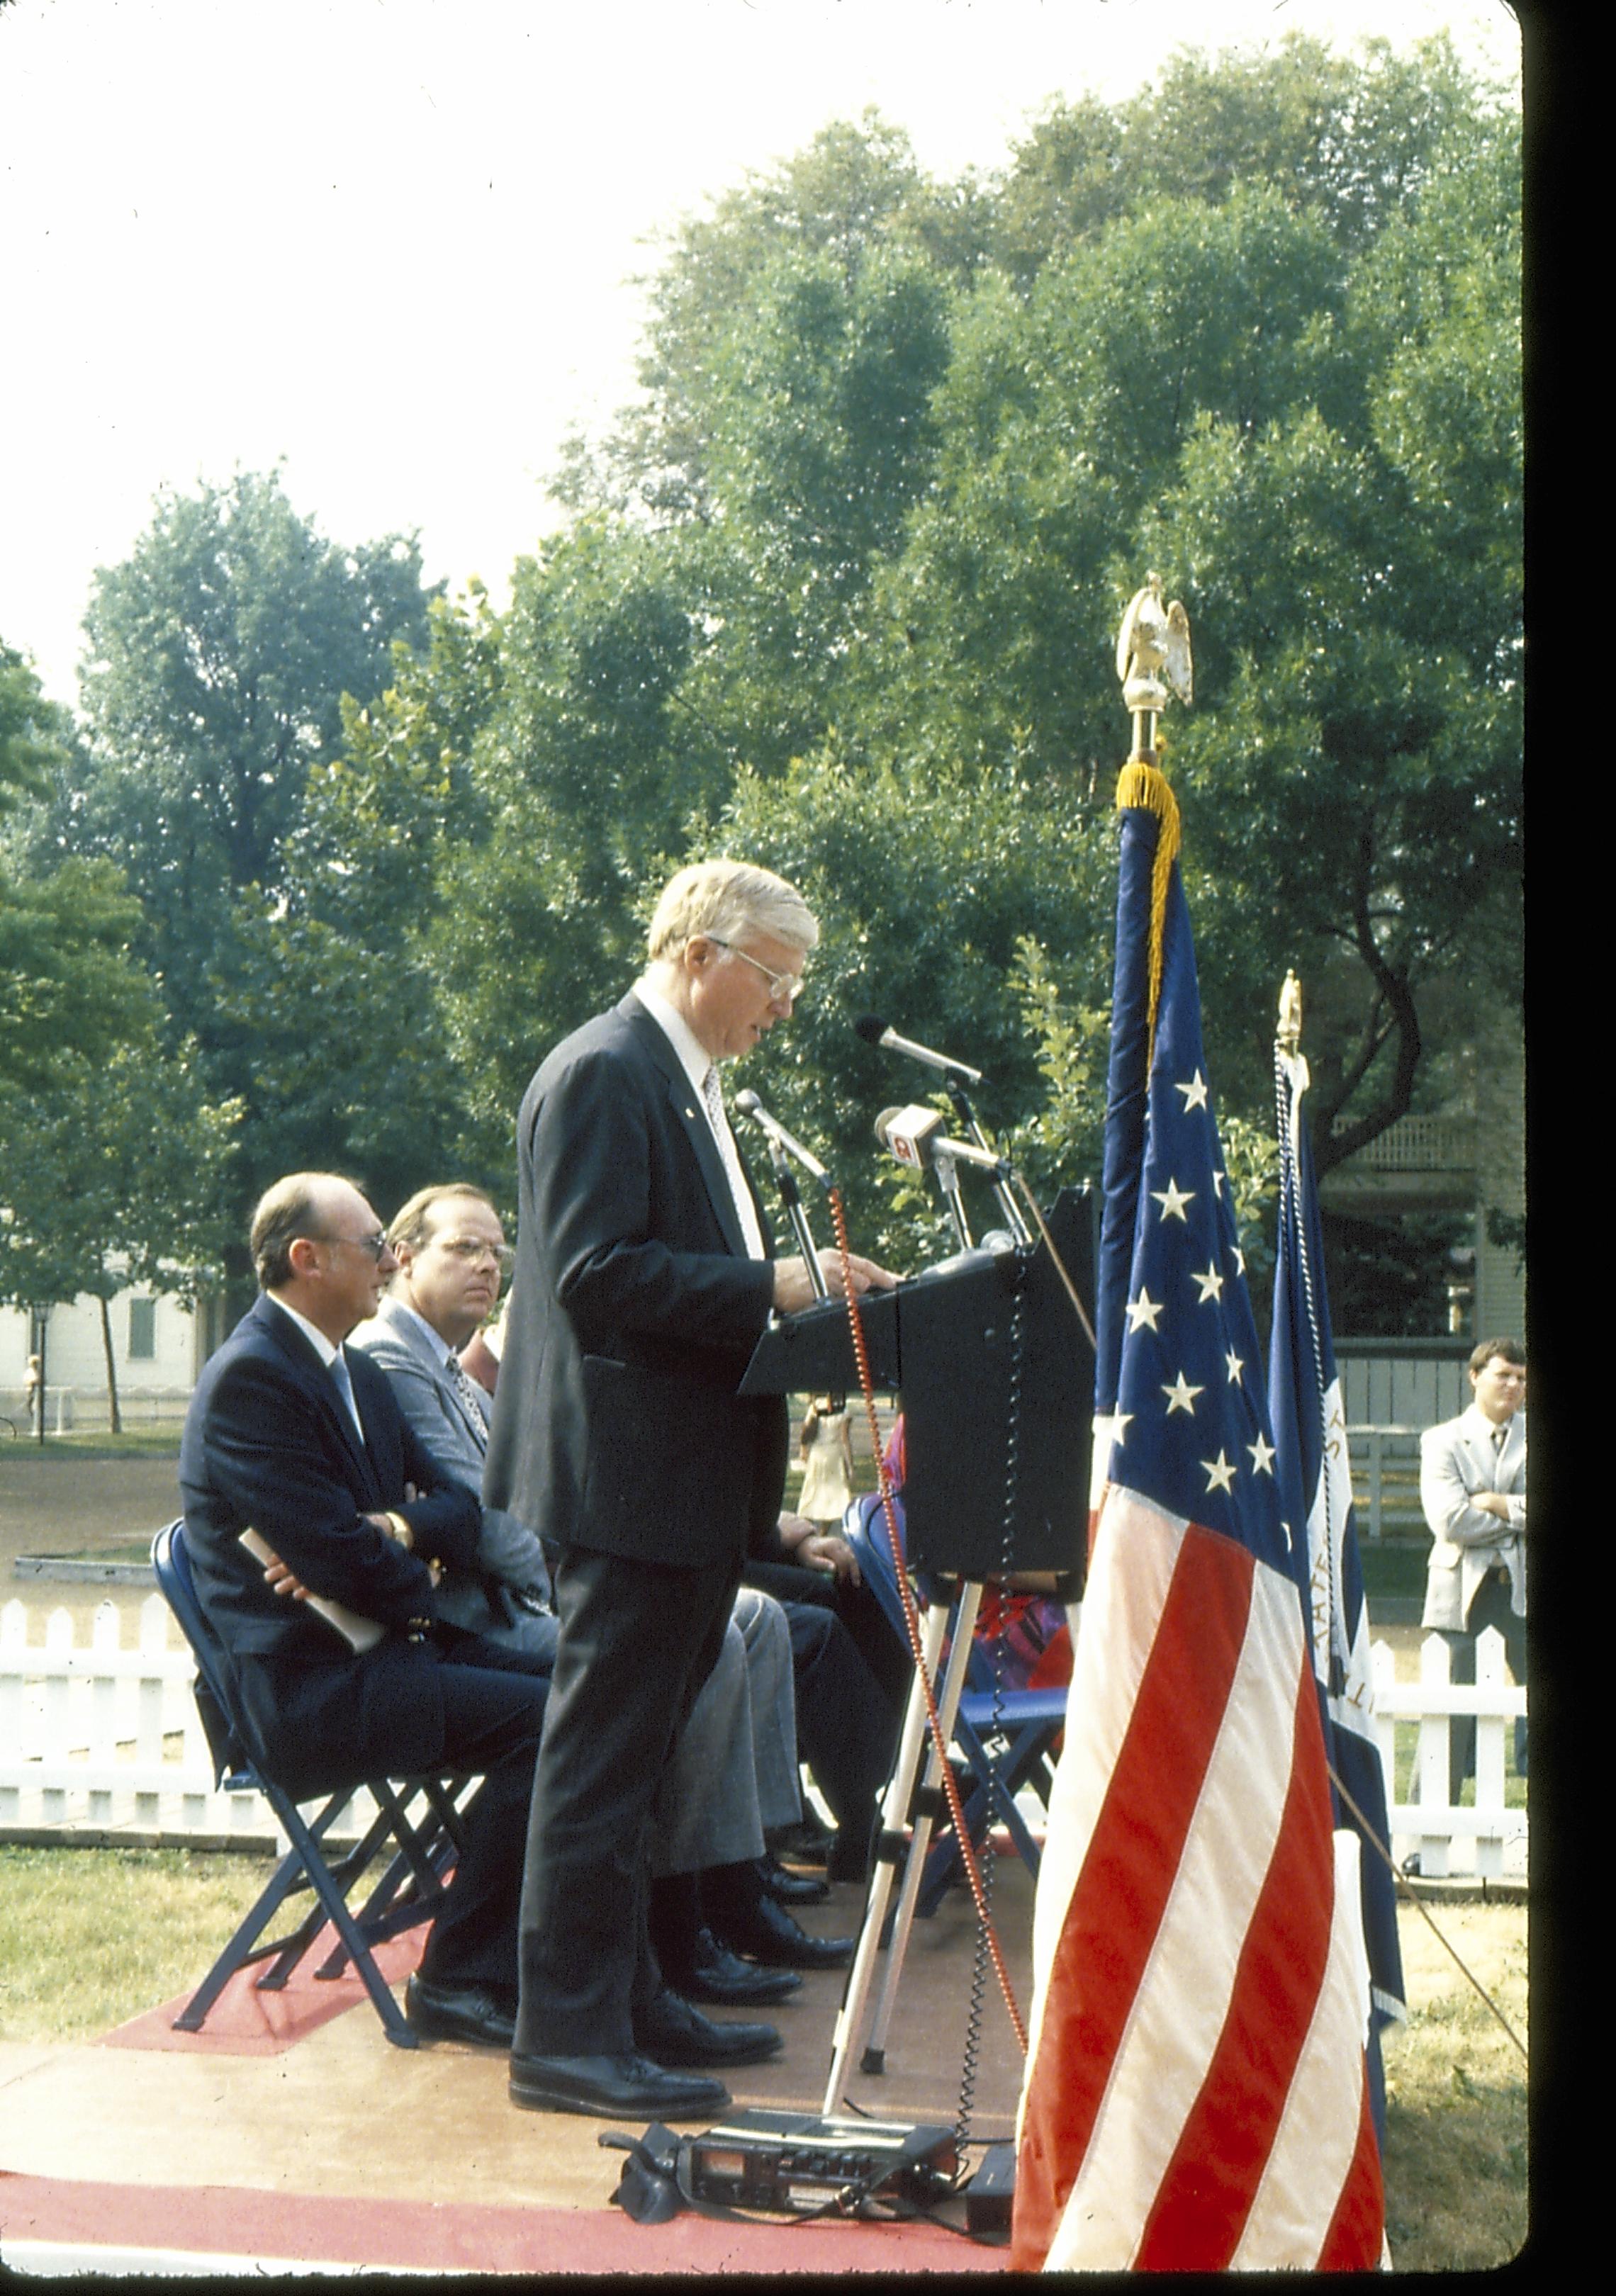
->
[0,1858,1033,2276]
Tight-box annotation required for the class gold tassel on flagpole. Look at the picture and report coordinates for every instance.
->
[1115,760,1181,1058]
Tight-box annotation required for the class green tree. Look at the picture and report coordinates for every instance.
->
[65,469,437,1032]
[424,523,721,1176]
[989,31,1499,282]
[39,473,439,1245]
[0,1041,240,1431]
[1145,100,1522,1161]
[853,65,1517,1166]
[258,36,1518,1237]
[710,747,1113,1269]
[2,645,158,1094]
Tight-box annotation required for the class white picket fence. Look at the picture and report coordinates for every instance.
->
[1370,1625,1527,1881]
[0,1596,1527,1881]
[0,1594,374,1848]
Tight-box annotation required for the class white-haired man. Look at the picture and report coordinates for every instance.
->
[486,859,892,2120]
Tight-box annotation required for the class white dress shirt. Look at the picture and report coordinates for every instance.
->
[632,979,767,1261]
[267,1293,367,1445]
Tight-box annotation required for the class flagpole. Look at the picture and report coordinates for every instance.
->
[1015,583,1390,2272]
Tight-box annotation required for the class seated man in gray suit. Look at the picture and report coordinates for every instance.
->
[349,1186,555,1659]
[351,1183,834,2015]
[1420,1335,1528,1796]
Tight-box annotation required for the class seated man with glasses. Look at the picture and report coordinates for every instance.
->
[179,1171,551,2055]
[351,1185,555,1655]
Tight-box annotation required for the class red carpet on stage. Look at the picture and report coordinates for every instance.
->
[0,2172,1006,2275]
[96,1925,425,2055]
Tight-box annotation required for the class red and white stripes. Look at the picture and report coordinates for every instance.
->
[1014,1485,1383,2270]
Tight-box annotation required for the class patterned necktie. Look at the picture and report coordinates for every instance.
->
[446,1349,490,1430]
[329,1348,366,1446]
[701,1064,765,1259]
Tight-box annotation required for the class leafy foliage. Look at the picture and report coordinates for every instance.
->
[9,35,1519,1310]
[29,471,440,1247]
[0,1038,241,1423]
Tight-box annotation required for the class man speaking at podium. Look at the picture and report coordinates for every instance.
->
[486,858,892,2120]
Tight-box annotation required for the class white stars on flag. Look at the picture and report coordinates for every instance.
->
[1200,1450,1238,1495]
[1162,1371,1204,1416]
[1126,1289,1164,1333]
[1247,1431,1276,1477]
[1191,1261,1225,1304]
[1174,1070,1209,1112]
[1151,1177,1194,1222]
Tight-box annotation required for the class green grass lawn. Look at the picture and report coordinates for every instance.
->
[0,1843,277,2043]
[7,1429,184,1458]
[0,1843,1526,2267]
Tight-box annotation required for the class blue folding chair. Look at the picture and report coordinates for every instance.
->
[843,1492,1069,1914]
[152,1520,471,2048]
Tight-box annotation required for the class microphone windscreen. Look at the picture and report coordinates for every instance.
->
[733,1088,761,1115]
[854,1014,889,1046]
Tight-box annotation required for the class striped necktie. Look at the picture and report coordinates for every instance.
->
[446,1349,490,1431]
[701,1064,765,1260]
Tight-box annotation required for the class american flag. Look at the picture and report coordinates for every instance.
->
[1268,1029,1408,2096]
[1011,769,1385,2270]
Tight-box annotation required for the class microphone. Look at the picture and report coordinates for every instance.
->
[855,1013,984,1086]
[875,1104,1010,1177]
[874,1103,943,1171]
[734,1089,831,1188]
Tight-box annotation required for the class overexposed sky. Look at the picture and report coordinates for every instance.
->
[1,0,1521,711]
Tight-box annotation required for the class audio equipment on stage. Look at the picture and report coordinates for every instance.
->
[684,2110,958,2214]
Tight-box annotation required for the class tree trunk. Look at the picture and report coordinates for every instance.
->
[98,1294,123,1436]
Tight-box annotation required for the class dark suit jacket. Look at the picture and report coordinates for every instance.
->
[484,991,787,1568]
[179,1292,485,1791]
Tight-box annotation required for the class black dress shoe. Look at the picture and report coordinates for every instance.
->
[636,1991,782,2069]
[769,1818,834,1868]
[758,1855,830,1906]
[713,1893,855,1971]
[405,1974,517,2048]
[672,1927,803,2006]
[510,2051,729,2120]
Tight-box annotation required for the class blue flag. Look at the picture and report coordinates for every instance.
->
[1268,1025,1409,2098]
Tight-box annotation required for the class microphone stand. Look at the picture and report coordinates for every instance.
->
[930,1144,974,1254]
[763,1135,830,1298]
[943,1077,1031,1246]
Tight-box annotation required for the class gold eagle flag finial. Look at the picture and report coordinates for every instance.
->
[1116,570,1193,762]
[1113,572,1194,1061]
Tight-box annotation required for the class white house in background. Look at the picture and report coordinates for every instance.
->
[1,1283,225,1429]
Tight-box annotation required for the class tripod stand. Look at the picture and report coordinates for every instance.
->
[741,1186,1096,2101]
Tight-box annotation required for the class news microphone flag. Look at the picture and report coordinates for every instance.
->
[1011,763,1384,2271]
[1268,1027,1408,2092]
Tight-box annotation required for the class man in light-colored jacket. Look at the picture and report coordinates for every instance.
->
[1420,1336,1527,1795]
[351,1187,554,1653]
